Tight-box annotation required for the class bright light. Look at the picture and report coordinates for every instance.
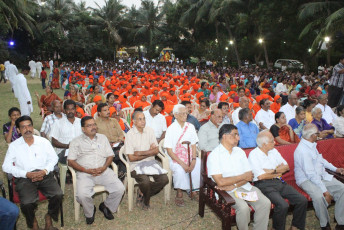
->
[324,36,330,42]
[9,41,14,46]
[258,38,263,44]
[308,48,311,53]
[155,46,159,49]
[225,47,229,50]
[140,45,143,49]
[215,39,218,43]
[229,40,234,45]
[283,41,286,44]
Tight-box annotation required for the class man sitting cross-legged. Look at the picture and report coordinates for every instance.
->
[67,116,125,224]
[2,115,63,230]
[124,111,169,210]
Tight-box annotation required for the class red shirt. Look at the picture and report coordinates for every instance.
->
[41,70,47,79]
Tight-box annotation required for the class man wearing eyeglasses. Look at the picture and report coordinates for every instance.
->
[68,116,125,224]
[294,124,344,230]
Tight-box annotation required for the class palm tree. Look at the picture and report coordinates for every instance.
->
[132,0,166,56]
[0,0,37,36]
[210,0,244,67]
[93,0,127,46]
[299,1,344,65]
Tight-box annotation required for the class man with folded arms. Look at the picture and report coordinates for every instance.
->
[248,130,307,230]
[2,116,63,230]
[68,116,125,224]
[294,124,344,230]
[207,124,271,230]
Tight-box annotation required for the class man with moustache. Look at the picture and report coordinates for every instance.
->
[50,100,82,164]
[2,116,63,230]
[68,116,125,224]
[40,100,65,139]
[198,109,223,152]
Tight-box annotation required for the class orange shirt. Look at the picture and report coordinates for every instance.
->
[141,88,151,96]
[134,101,150,109]
[91,104,98,117]
[168,94,178,104]
[270,102,281,114]
[165,115,173,127]
[120,102,130,109]
[129,95,139,106]
[151,94,160,103]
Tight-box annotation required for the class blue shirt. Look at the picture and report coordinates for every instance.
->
[236,121,259,148]
[294,138,337,193]
[288,118,305,138]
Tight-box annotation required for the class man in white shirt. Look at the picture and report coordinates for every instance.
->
[143,100,167,143]
[279,93,298,123]
[275,78,288,95]
[12,66,33,116]
[255,99,275,129]
[164,105,200,206]
[232,97,250,125]
[4,60,19,89]
[294,124,344,229]
[207,124,271,230]
[40,100,65,139]
[28,59,36,78]
[51,100,82,164]
[315,94,337,125]
[2,116,63,230]
[49,59,53,82]
[35,60,43,78]
[248,130,307,230]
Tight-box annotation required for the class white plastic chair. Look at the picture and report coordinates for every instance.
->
[121,107,134,124]
[119,146,170,211]
[68,163,118,222]
[146,95,153,102]
[158,139,172,203]
[84,102,95,116]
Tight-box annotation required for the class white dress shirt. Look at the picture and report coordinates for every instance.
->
[232,107,241,125]
[207,144,252,193]
[275,83,288,95]
[164,121,198,153]
[50,116,82,155]
[333,116,344,137]
[248,147,288,181]
[2,136,58,178]
[279,103,297,123]
[315,104,337,125]
[294,138,337,193]
[255,109,275,129]
[143,110,167,139]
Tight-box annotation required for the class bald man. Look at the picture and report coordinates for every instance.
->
[248,130,307,230]
[40,100,65,139]
[198,109,223,152]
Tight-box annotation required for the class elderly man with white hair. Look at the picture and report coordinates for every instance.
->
[294,124,344,229]
[164,104,200,207]
[248,130,307,230]
[280,93,298,123]
[315,94,337,126]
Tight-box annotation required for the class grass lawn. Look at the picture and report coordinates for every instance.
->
[0,75,336,229]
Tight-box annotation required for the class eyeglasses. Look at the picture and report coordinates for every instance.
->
[85,123,97,128]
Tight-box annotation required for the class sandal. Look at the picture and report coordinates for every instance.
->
[175,197,185,207]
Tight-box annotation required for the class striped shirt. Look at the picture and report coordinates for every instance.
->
[329,63,344,88]
[40,113,65,137]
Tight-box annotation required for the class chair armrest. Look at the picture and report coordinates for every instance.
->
[68,166,77,184]
[203,176,235,205]
[326,169,344,182]
[110,162,118,175]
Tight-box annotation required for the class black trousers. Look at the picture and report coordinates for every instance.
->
[14,173,63,228]
[328,85,343,108]
[254,179,308,230]
[131,171,168,206]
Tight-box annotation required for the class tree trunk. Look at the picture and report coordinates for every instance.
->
[225,24,241,68]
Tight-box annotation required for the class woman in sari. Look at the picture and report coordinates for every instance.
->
[50,65,60,89]
[66,85,84,104]
[311,107,334,139]
[270,112,300,145]
[191,99,210,122]
[35,86,62,117]
[302,99,316,123]
[209,85,223,103]
[87,85,106,104]
[288,106,306,138]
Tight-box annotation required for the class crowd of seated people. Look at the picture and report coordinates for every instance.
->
[2,56,344,229]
